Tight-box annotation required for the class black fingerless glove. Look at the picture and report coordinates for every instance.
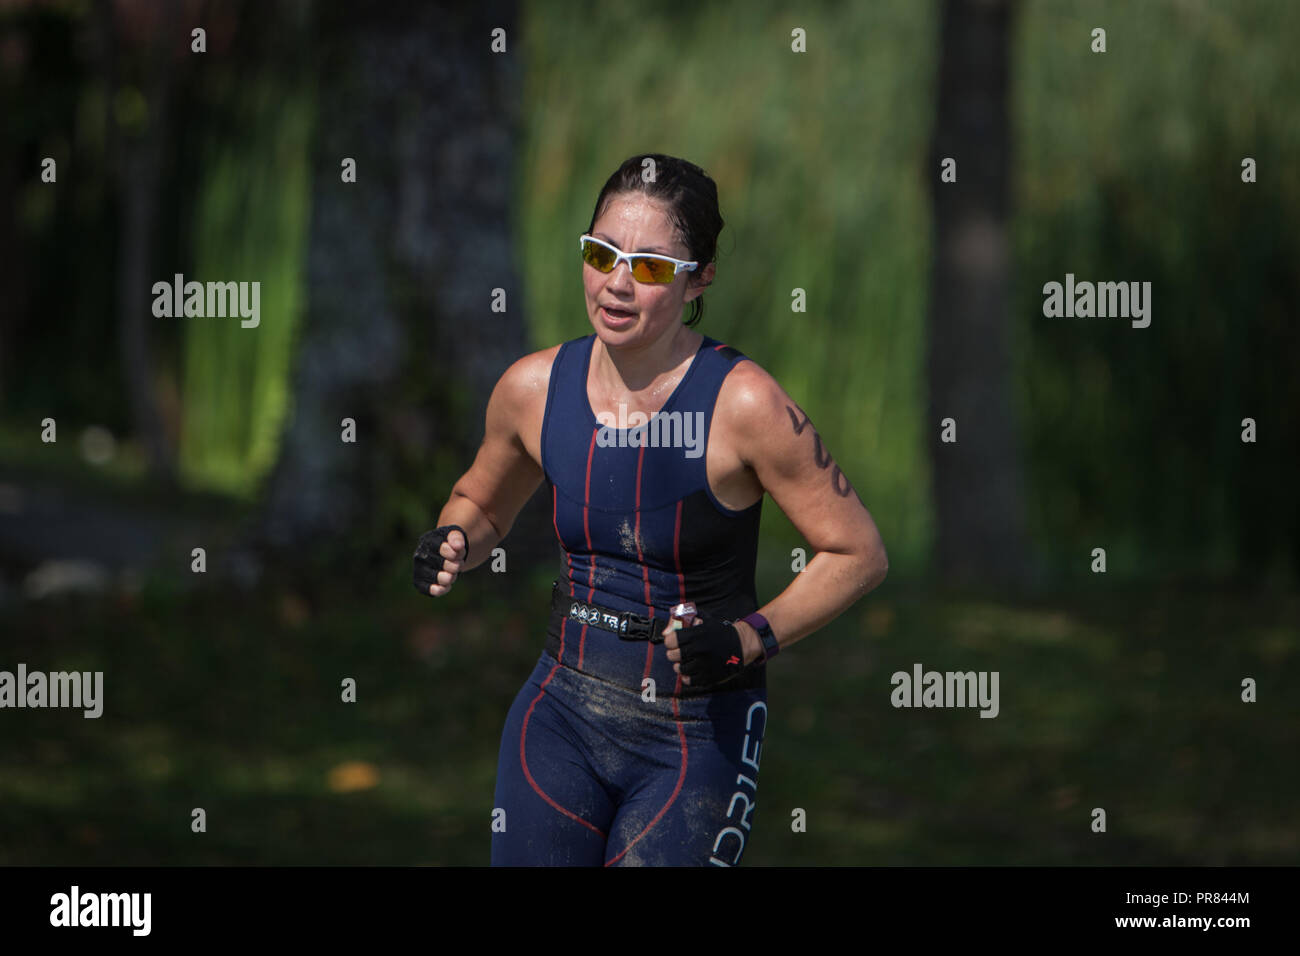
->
[413,525,468,595]
[675,618,746,687]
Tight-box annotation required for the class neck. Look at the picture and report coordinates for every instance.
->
[594,323,702,397]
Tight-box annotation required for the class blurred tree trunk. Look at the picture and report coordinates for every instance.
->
[105,0,179,484]
[926,0,1032,588]
[250,0,536,576]
[0,132,25,411]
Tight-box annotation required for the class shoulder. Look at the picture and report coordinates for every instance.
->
[713,356,795,440]
[492,342,566,410]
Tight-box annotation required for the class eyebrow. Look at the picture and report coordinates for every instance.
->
[593,232,674,256]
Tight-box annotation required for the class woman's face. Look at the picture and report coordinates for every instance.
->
[583,192,710,349]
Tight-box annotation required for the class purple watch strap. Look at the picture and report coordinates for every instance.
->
[742,611,778,661]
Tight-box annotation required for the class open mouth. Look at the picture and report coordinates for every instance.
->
[602,306,636,319]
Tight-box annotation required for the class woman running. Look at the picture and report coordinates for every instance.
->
[414,154,888,866]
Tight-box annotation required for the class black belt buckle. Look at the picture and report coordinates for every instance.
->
[551,580,664,644]
[620,611,657,643]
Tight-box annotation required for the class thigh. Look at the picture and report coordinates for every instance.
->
[491,657,615,866]
[603,687,768,867]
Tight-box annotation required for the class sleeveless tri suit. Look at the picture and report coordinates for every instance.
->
[490,333,770,866]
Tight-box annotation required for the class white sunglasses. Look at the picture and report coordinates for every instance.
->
[579,234,698,284]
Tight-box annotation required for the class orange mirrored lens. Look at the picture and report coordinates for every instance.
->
[582,239,676,284]
[632,258,675,283]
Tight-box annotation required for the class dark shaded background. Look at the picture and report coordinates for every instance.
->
[1,0,1296,864]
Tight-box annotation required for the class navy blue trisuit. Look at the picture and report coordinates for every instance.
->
[491,332,770,866]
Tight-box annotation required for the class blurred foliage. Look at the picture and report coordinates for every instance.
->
[1,0,1297,581]
[1014,0,1300,586]
[180,80,313,497]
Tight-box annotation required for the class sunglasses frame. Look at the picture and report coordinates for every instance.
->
[578,234,699,284]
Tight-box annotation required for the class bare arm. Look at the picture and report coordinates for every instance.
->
[422,348,554,594]
[717,361,888,661]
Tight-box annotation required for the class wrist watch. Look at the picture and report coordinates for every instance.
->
[741,611,779,664]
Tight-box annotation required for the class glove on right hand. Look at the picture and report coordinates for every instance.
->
[413,525,468,596]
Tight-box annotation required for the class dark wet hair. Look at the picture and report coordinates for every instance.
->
[585,154,723,327]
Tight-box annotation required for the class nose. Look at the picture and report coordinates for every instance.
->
[606,259,636,291]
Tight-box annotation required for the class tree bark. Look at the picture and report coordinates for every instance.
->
[251,0,535,575]
[926,0,1032,589]
[107,0,179,485]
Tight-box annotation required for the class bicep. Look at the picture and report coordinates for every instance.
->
[452,434,542,535]
[450,360,546,533]
[733,370,882,557]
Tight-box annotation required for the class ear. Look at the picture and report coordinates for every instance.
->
[683,261,715,302]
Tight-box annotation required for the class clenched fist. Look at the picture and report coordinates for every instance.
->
[662,616,748,688]
[413,525,468,597]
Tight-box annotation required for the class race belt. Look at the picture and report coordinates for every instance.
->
[549,580,672,643]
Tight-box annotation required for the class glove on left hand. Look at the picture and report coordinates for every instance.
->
[675,618,746,687]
